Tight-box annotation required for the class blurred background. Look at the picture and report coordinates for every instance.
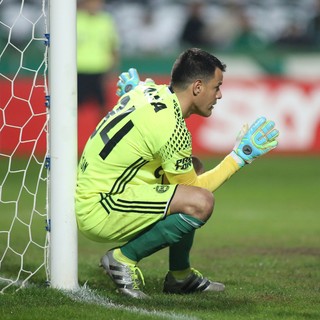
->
[1,0,319,296]
[1,0,320,156]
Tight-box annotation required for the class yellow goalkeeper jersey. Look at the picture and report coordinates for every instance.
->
[76,84,193,199]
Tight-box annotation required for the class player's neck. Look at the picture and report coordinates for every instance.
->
[175,89,195,119]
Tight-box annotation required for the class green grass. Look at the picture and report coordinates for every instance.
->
[1,155,320,319]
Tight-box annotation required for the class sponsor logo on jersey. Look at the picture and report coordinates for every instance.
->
[175,157,192,171]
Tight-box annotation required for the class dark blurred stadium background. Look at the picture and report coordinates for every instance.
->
[1,0,320,156]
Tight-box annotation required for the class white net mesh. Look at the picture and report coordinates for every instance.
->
[0,0,49,292]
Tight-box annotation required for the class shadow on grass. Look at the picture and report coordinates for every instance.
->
[78,270,257,317]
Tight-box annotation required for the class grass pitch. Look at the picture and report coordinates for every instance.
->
[0,155,320,319]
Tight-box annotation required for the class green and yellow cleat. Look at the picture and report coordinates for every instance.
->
[100,249,149,299]
[163,268,225,294]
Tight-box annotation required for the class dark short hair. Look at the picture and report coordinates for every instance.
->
[170,48,226,90]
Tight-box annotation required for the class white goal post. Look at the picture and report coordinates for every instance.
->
[49,0,78,290]
[0,0,78,292]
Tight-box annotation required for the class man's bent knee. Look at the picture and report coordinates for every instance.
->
[170,186,214,222]
[194,189,214,222]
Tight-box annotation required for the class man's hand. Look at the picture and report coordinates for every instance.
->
[230,117,279,167]
[116,68,140,97]
[116,68,155,97]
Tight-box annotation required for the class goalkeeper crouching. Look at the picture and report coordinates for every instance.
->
[75,48,279,299]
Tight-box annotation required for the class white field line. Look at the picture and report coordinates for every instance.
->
[0,280,198,319]
[65,285,199,320]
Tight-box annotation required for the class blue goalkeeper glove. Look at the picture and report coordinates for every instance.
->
[116,68,155,97]
[230,117,279,167]
[116,68,140,97]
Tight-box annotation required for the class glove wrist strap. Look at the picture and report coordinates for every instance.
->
[229,151,246,168]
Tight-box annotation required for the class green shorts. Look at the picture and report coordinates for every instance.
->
[77,184,177,243]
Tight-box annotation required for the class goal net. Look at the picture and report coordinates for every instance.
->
[1,0,78,294]
[0,0,49,292]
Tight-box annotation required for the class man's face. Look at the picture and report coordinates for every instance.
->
[193,68,223,117]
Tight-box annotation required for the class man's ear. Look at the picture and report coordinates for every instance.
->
[192,79,202,96]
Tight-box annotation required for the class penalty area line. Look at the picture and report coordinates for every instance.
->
[65,285,198,320]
